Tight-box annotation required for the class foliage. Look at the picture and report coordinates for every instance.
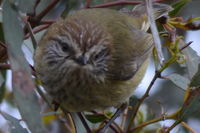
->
[0,0,200,133]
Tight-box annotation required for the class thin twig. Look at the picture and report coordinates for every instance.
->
[0,42,6,48]
[145,0,164,64]
[127,71,160,131]
[77,112,92,133]
[91,0,164,8]
[39,20,56,25]
[24,24,50,39]
[127,55,178,131]
[25,22,37,49]
[92,1,142,8]
[36,0,60,21]
[0,63,10,69]
[165,120,181,133]
[35,85,74,133]
[181,122,196,133]
[91,111,123,133]
[129,113,176,132]
[180,41,193,51]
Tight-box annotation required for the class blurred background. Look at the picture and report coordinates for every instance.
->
[0,0,200,133]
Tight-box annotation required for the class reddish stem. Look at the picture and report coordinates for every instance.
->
[0,63,10,69]
[24,24,50,39]
[39,20,56,25]
[85,0,92,8]
[36,0,60,21]
[0,42,6,48]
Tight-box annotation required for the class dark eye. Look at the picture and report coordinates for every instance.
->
[94,49,107,60]
[61,43,69,52]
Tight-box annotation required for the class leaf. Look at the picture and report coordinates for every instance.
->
[2,1,46,133]
[190,64,200,88]
[7,0,36,14]
[85,114,107,123]
[178,88,200,120]
[167,73,190,90]
[0,70,6,103]
[181,40,200,79]
[169,0,191,16]
[1,111,29,133]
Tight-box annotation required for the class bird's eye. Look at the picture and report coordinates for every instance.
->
[94,49,107,60]
[61,43,69,52]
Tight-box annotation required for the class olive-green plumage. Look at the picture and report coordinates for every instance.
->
[34,4,172,111]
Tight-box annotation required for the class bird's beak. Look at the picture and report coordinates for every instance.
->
[75,55,88,65]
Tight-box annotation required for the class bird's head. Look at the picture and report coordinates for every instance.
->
[38,18,113,84]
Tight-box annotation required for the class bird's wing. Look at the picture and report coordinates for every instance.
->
[110,25,153,81]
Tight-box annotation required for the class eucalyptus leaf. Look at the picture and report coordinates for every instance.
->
[178,88,200,120]
[2,1,46,133]
[181,41,200,79]
[169,0,191,16]
[190,64,200,87]
[8,0,36,14]
[167,73,190,90]
[1,112,29,133]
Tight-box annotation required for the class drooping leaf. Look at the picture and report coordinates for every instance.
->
[167,73,190,90]
[190,64,200,88]
[169,0,191,16]
[181,41,200,79]
[1,111,29,133]
[2,1,46,133]
[178,88,200,120]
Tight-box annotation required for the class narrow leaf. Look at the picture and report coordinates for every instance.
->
[2,1,46,133]
[167,73,190,90]
[169,0,190,16]
[190,64,200,88]
[8,0,36,14]
[178,88,200,120]
[181,40,200,79]
[1,111,29,133]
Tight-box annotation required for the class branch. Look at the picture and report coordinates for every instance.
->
[0,63,10,69]
[25,22,37,49]
[36,0,60,21]
[181,122,196,133]
[129,113,177,132]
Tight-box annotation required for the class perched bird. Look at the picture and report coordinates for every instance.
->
[34,3,172,112]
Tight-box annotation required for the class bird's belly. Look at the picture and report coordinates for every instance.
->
[47,79,135,112]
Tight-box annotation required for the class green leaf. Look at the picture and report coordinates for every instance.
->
[85,114,107,123]
[1,111,29,133]
[0,71,6,103]
[167,73,190,90]
[2,1,46,133]
[181,41,200,79]
[8,0,36,14]
[178,88,200,120]
[190,64,200,87]
[169,0,190,16]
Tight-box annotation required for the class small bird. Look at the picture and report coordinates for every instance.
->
[34,3,172,112]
